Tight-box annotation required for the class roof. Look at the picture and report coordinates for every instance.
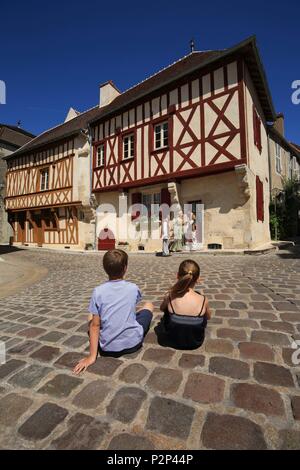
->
[90,49,222,121]
[290,142,300,161]
[7,35,276,159]
[0,123,35,138]
[90,36,276,126]
[0,124,35,150]
[290,142,300,153]
[268,126,300,160]
[4,106,100,159]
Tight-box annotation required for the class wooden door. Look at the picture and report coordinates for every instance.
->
[17,213,26,244]
[98,229,115,251]
[187,199,203,245]
[33,213,43,246]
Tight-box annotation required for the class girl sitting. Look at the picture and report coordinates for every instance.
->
[159,259,211,349]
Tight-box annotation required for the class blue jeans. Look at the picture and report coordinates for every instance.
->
[136,308,153,335]
[99,309,153,358]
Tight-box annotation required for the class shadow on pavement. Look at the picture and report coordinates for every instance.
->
[0,245,25,255]
[276,240,300,260]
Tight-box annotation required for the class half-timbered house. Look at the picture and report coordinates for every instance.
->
[0,124,35,244]
[4,107,100,249]
[90,36,276,251]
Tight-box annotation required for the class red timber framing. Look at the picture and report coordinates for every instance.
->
[92,56,247,192]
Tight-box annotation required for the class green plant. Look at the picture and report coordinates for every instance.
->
[270,177,300,239]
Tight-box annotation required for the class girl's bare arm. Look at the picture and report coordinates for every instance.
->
[205,298,212,320]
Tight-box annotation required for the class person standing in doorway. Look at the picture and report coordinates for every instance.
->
[161,216,170,256]
[171,211,183,252]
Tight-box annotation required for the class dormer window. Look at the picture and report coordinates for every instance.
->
[154,121,168,150]
[123,133,134,159]
[40,168,49,191]
[96,144,105,167]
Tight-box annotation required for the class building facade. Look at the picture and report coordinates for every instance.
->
[267,114,300,196]
[90,37,275,251]
[4,109,100,249]
[8,36,296,252]
[0,124,34,244]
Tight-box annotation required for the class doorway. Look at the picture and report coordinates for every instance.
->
[16,212,26,244]
[33,213,43,247]
[98,228,115,251]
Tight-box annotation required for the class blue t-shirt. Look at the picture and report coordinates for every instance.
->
[89,280,143,352]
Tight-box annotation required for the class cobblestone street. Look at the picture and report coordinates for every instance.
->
[0,248,300,450]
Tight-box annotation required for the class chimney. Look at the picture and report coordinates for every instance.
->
[64,107,80,122]
[99,81,120,108]
[274,113,285,136]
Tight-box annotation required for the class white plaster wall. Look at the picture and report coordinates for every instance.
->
[72,135,91,205]
[244,64,271,247]
[180,171,251,249]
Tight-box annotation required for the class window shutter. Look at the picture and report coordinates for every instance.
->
[257,117,262,152]
[253,107,257,148]
[256,176,260,221]
[260,179,264,221]
[253,107,262,152]
[131,192,142,220]
[256,176,264,222]
[160,187,171,220]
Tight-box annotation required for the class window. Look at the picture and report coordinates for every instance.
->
[154,121,168,150]
[131,192,142,220]
[123,133,134,159]
[40,168,49,191]
[275,142,281,174]
[292,156,300,180]
[142,194,152,217]
[289,156,293,179]
[96,144,105,167]
[253,108,262,152]
[141,192,161,218]
[41,209,57,230]
[297,159,300,180]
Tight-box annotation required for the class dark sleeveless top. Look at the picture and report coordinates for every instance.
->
[163,292,207,350]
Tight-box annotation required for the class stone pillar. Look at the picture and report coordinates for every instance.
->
[167,181,182,211]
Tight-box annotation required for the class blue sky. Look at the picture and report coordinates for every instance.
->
[0,0,299,142]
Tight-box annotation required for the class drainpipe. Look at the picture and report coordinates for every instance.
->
[267,134,272,197]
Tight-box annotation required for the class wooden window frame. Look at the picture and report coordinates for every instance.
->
[122,131,135,160]
[94,141,106,169]
[120,129,136,163]
[150,116,170,154]
[275,142,281,175]
[39,166,50,192]
[154,120,169,151]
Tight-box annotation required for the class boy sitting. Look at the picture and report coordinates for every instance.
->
[73,249,153,374]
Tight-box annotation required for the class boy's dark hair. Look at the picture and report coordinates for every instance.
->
[103,249,128,279]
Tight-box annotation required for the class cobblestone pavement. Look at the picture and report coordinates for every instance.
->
[0,248,300,450]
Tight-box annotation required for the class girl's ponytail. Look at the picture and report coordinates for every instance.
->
[170,260,200,300]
